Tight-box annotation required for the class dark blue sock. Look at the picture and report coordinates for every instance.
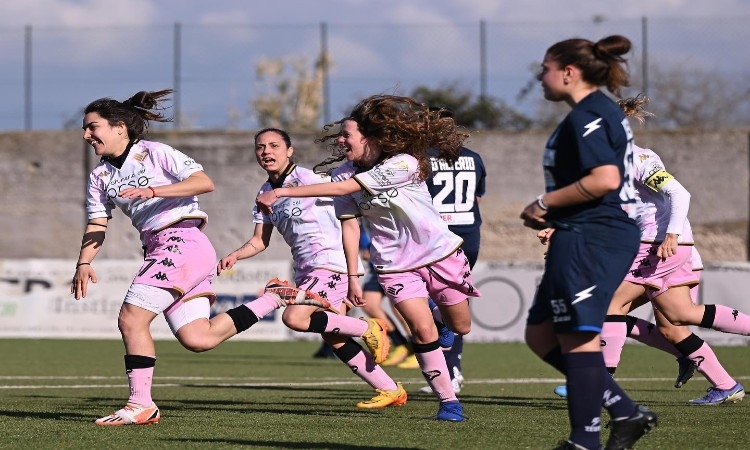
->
[602,369,637,419]
[444,333,463,376]
[565,352,605,450]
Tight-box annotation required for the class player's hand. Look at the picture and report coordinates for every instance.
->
[118,187,153,199]
[657,233,680,260]
[520,200,552,230]
[71,264,97,300]
[217,254,238,275]
[347,282,365,307]
[256,190,279,214]
[537,228,555,245]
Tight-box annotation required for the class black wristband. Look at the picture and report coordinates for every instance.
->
[76,262,91,268]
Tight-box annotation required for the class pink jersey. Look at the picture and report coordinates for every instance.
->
[332,154,463,273]
[252,165,360,282]
[86,140,208,244]
[633,145,694,244]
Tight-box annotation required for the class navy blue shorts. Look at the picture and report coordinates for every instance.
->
[363,262,384,293]
[526,226,638,333]
[451,227,480,269]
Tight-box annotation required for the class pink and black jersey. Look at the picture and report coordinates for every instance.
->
[86,140,208,244]
[252,164,357,282]
[633,145,694,244]
[332,154,463,273]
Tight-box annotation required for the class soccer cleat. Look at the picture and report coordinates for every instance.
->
[674,356,695,388]
[552,440,590,450]
[397,354,420,369]
[553,385,567,398]
[604,404,657,450]
[94,403,160,426]
[424,400,467,422]
[264,278,331,309]
[381,344,411,366]
[360,318,390,364]
[356,382,407,408]
[688,383,745,405]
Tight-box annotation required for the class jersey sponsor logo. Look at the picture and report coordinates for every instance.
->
[582,118,603,137]
[268,206,303,222]
[358,188,399,210]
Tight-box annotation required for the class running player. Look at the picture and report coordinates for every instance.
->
[217,128,407,409]
[521,36,656,450]
[256,95,479,422]
[71,90,330,426]
[596,96,744,405]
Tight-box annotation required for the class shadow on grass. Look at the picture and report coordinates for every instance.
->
[165,437,423,449]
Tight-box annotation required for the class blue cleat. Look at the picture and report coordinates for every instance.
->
[689,383,745,405]
[553,385,567,398]
[424,400,467,422]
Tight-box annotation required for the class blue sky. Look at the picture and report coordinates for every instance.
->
[2,1,749,130]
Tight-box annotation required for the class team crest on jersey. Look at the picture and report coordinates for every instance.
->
[133,151,148,162]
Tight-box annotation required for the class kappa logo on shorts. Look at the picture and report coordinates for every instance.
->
[152,272,169,281]
[386,284,404,296]
[158,258,175,267]
[167,236,185,243]
[165,245,181,254]
[326,281,337,290]
[330,273,342,282]
[318,290,328,299]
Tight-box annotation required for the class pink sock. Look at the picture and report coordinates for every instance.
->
[627,317,681,357]
[323,313,368,337]
[342,349,398,391]
[244,293,281,318]
[711,305,750,335]
[600,318,627,369]
[416,349,457,402]
[690,343,737,390]
[127,367,154,406]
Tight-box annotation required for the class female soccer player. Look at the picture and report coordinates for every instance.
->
[596,96,744,405]
[256,95,479,422]
[71,90,329,426]
[217,127,407,408]
[520,36,656,450]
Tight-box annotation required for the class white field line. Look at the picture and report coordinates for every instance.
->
[2,375,746,390]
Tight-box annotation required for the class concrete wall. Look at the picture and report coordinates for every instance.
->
[1,128,748,262]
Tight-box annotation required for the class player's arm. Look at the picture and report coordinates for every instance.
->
[341,217,365,306]
[521,165,620,229]
[217,223,273,274]
[657,176,690,259]
[71,217,108,300]
[257,178,362,213]
[119,171,215,199]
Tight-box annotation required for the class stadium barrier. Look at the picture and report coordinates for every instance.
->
[2,259,750,345]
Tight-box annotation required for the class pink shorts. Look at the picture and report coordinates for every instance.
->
[296,268,349,311]
[134,220,217,302]
[377,250,480,306]
[624,243,699,300]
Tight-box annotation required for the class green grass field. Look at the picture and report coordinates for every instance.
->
[0,339,747,449]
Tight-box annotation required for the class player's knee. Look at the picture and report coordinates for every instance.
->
[452,321,471,335]
[281,314,306,332]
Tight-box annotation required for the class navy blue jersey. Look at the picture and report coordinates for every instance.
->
[426,147,486,233]
[543,90,636,231]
